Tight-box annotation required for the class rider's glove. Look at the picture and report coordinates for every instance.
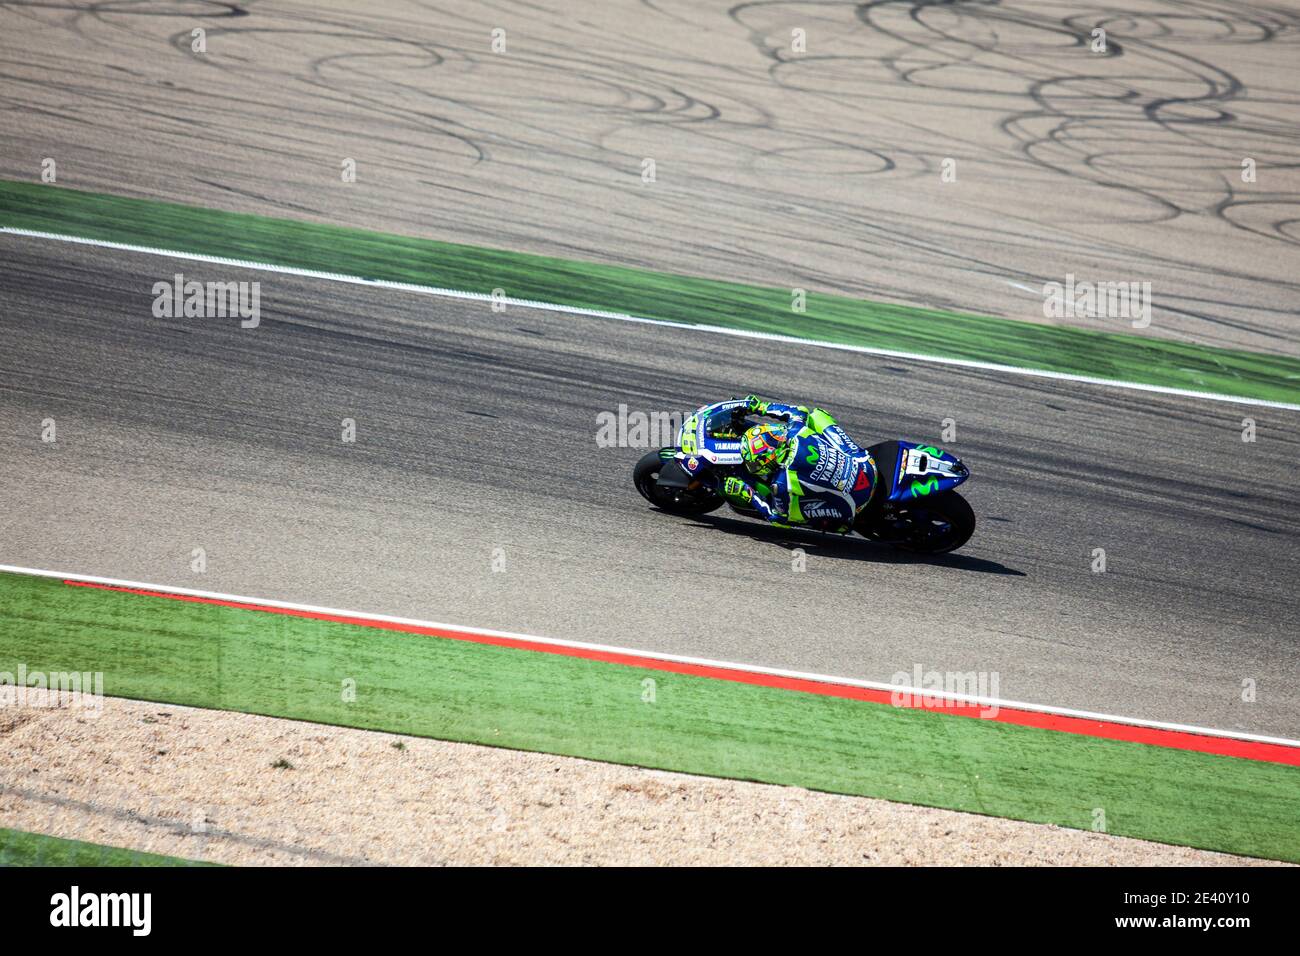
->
[722,476,751,502]
[744,394,769,414]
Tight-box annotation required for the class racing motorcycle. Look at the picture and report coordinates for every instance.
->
[633,400,975,554]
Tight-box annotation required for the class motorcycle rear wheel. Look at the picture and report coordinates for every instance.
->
[633,450,724,517]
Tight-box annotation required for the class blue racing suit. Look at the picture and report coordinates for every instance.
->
[722,397,877,531]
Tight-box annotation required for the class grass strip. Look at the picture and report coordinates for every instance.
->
[1,180,1297,405]
[0,827,214,867]
[1,571,1297,861]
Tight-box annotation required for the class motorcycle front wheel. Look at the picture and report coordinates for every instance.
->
[858,491,975,554]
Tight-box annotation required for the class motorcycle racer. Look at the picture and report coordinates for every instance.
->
[720,395,877,530]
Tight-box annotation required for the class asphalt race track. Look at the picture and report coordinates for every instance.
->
[3,0,1300,354]
[2,234,1297,738]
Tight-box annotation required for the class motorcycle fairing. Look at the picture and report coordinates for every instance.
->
[866,440,969,503]
[654,457,694,489]
[677,400,748,465]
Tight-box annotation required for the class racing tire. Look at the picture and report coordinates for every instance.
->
[633,450,724,517]
[875,490,976,554]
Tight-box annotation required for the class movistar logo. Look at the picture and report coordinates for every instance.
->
[910,477,940,496]
[805,444,819,464]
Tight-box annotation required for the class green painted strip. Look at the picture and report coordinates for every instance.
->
[1,572,1296,861]
[1,179,1297,405]
[0,827,215,867]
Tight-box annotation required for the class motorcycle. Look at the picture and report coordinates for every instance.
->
[633,400,976,554]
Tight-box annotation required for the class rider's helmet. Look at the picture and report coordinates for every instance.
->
[741,423,790,478]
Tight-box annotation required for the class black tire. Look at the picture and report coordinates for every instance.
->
[633,450,724,517]
[876,491,976,554]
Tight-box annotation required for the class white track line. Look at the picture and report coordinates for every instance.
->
[5,226,1298,412]
[3,563,1297,749]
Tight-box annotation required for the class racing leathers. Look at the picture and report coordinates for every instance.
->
[721,396,877,531]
